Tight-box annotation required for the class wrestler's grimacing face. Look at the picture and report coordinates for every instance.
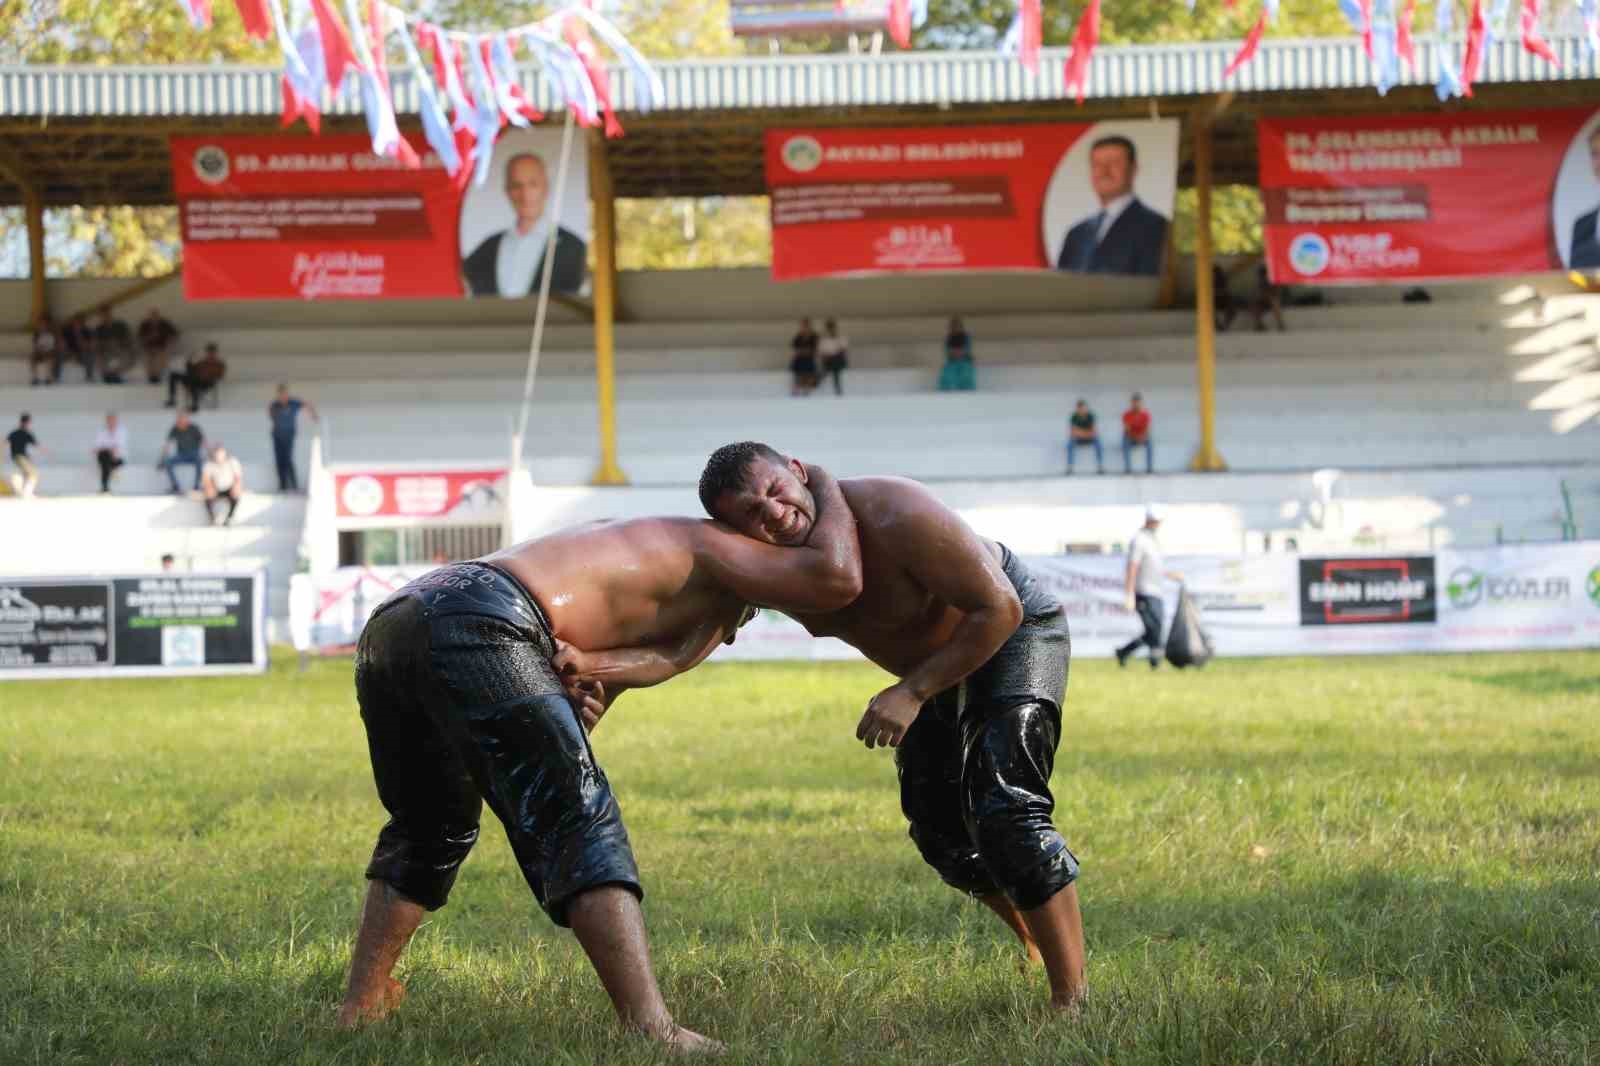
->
[506,158,549,227]
[713,457,816,547]
[1089,144,1135,203]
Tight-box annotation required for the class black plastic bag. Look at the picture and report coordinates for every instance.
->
[1164,586,1214,668]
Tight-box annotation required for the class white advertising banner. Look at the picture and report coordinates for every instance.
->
[289,544,1600,660]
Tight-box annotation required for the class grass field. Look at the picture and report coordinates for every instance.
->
[3,649,1598,1065]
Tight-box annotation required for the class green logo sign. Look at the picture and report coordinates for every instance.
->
[1588,565,1600,608]
[1446,568,1483,608]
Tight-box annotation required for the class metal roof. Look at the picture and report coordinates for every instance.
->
[1,35,1594,118]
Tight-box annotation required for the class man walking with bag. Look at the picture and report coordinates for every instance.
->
[1116,506,1183,670]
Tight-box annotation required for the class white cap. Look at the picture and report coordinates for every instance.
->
[1144,504,1165,523]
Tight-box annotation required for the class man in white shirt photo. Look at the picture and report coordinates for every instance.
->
[461,152,586,298]
[1115,506,1184,669]
[201,443,245,526]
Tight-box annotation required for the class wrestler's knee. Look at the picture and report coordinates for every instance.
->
[906,821,997,898]
[366,817,480,911]
[963,700,1079,909]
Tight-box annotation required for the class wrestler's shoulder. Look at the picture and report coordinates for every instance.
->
[839,475,950,527]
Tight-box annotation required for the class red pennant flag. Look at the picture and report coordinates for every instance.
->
[309,0,359,89]
[1397,0,1418,68]
[1358,0,1374,57]
[452,126,478,191]
[1460,0,1487,96]
[451,39,475,108]
[232,0,271,40]
[366,0,389,88]
[280,74,321,134]
[565,16,622,136]
[1224,11,1268,78]
[1063,0,1101,104]
[887,0,912,47]
[1020,0,1042,74]
[1519,0,1561,66]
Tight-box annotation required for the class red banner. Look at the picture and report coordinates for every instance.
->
[1259,108,1600,284]
[170,129,591,301]
[765,122,1179,281]
[172,135,463,300]
[335,470,506,519]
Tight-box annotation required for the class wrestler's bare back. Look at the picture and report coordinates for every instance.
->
[482,517,742,653]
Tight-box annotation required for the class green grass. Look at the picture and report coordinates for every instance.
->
[3,650,1598,1065]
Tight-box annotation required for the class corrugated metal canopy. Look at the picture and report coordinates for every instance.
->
[0,36,1596,206]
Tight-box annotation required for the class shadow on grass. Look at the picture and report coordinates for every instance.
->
[1449,668,1600,697]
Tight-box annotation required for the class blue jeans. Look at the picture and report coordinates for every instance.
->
[1067,436,1102,472]
[164,452,202,492]
[1122,436,1152,474]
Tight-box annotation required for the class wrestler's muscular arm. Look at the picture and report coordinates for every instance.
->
[855,481,1023,750]
[692,464,863,612]
[554,603,749,690]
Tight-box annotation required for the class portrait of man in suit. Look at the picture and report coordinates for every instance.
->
[1055,135,1169,277]
[1568,125,1600,270]
[461,151,587,298]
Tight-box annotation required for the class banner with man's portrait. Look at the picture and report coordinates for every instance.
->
[1258,107,1600,284]
[170,132,589,301]
[764,121,1180,281]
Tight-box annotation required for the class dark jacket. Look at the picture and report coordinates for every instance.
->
[461,227,586,297]
[1571,208,1600,270]
[1055,198,1169,277]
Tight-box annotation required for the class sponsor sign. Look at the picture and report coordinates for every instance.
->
[0,581,112,668]
[1258,108,1600,282]
[1299,556,1436,626]
[171,130,589,301]
[0,573,266,679]
[334,469,507,520]
[764,121,1179,281]
[290,545,1600,661]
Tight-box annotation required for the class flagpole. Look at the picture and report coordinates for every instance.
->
[515,108,578,455]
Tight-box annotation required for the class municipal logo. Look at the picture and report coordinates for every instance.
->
[192,145,230,185]
[1288,233,1330,276]
[1446,567,1483,608]
[340,475,385,517]
[781,136,823,173]
[1588,565,1600,608]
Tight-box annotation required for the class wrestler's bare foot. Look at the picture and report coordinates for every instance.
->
[629,1021,726,1055]
[335,976,405,1029]
[1050,990,1087,1017]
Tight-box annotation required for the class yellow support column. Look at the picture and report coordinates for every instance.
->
[1188,110,1228,472]
[24,187,46,326]
[589,131,628,485]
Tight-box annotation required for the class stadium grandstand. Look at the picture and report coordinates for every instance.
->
[2,37,1598,644]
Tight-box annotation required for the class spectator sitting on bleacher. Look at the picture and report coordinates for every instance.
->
[137,308,180,385]
[92,412,128,494]
[8,413,42,497]
[30,313,61,386]
[789,318,819,396]
[1213,264,1238,333]
[179,342,228,408]
[93,307,135,384]
[61,313,93,382]
[818,318,849,396]
[201,443,244,526]
[158,410,206,495]
[938,316,976,391]
[1253,263,1286,333]
[1121,392,1153,475]
[1067,398,1104,475]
